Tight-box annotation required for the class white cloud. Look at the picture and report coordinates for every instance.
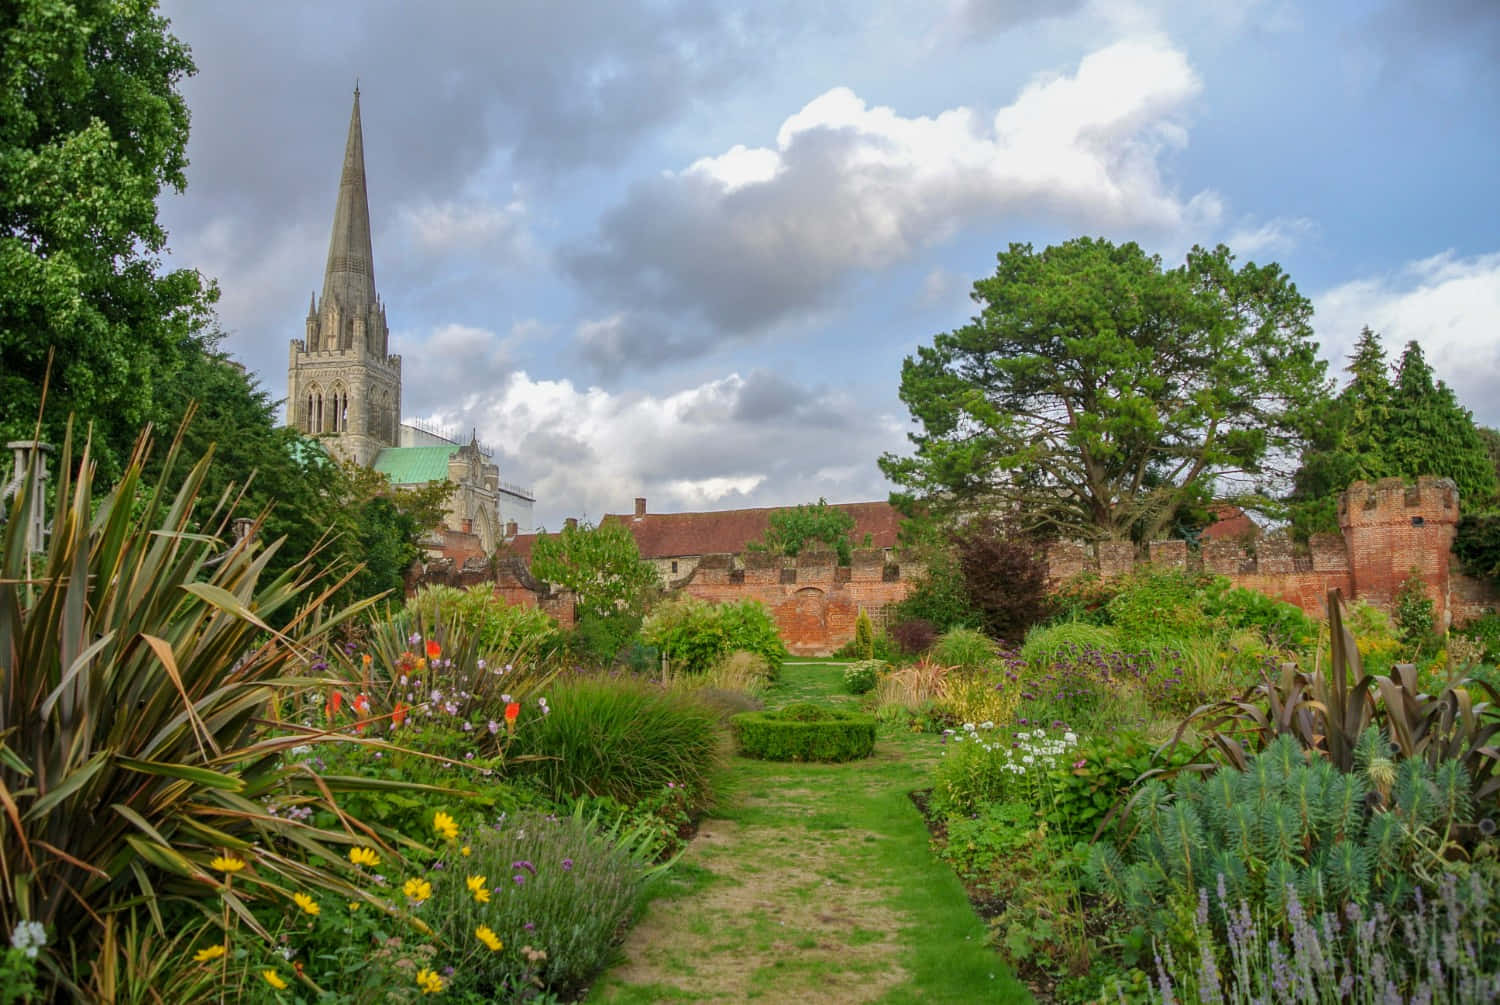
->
[1226,216,1317,257]
[1316,250,1500,424]
[396,198,533,259]
[405,362,905,527]
[569,37,1222,347]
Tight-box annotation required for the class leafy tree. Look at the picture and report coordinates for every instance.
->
[1290,332,1496,537]
[880,239,1326,541]
[749,498,859,564]
[0,0,217,477]
[532,521,659,662]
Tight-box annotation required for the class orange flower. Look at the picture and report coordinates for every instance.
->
[392,701,408,728]
[504,701,520,726]
[361,652,373,668]
[426,639,442,660]
[327,690,343,721]
[353,693,369,714]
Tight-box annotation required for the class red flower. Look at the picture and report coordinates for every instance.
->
[353,693,369,714]
[504,702,520,726]
[327,691,344,721]
[426,639,442,660]
[392,701,408,728]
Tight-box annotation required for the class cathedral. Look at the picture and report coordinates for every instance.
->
[287,88,534,552]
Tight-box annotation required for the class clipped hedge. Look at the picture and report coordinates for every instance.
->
[731,702,876,762]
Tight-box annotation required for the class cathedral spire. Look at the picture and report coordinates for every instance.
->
[320,86,377,311]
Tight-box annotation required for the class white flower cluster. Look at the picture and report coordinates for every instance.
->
[947,725,1079,776]
[10,920,45,959]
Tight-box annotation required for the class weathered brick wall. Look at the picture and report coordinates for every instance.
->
[408,479,1499,652]
[1042,478,1491,628]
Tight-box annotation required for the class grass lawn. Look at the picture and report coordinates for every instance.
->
[586,663,1031,1003]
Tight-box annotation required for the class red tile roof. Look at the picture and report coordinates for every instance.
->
[601,500,903,559]
[1201,504,1259,541]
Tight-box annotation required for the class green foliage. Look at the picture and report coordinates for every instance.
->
[748,497,857,564]
[504,676,725,812]
[641,596,786,678]
[930,627,995,673]
[853,608,875,660]
[531,520,657,636]
[881,238,1326,541]
[0,0,218,479]
[1290,330,1497,536]
[1455,513,1500,586]
[891,549,975,631]
[1393,571,1437,652]
[1456,612,1500,663]
[842,660,886,695]
[0,427,409,991]
[731,704,877,762]
[1104,569,1215,647]
[1201,582,1318,647]
[405,584,560,664]
[1046,732,1199,841]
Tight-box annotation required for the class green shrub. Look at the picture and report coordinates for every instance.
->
[425,808,667,1000]
[842,659,886,695]
[931,627,995,672]
[1456,612,1500,663]
[642,596,786,678]
[504,676,725,811]
[731,704,876,761]
[1104,568,1215,646]
[930,724,1080,817]
[892,550,975,630]
[1045,731,1199,840]
[406,584,561,663]
[1201,581,1317,647]
[853,608,875,660]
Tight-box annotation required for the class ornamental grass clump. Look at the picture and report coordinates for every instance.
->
[503,675,725,810]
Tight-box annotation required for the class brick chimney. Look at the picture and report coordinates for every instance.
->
[635,497,647,519]
[565,517,578,530]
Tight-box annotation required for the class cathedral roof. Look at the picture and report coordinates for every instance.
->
[320,87,378,311]
[372,445,455,484]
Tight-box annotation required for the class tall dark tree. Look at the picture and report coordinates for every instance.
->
[0,1,217,476]
[1290,332,1495,536]
[880,238,1327,541]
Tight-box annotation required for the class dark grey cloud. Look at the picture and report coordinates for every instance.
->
[573,311,712,376]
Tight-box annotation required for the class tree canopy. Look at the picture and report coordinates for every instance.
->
[1289,330,1496,537]
[880,238,1327,541]
[0,1,217,476]
[749,498,860,564]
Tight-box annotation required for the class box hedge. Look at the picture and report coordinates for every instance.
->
[731,702,877,762]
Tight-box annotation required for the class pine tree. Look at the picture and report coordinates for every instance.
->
[1383,341,1497,507]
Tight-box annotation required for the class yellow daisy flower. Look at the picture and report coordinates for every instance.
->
[432,811,459,842]
[193,944,226,964]
[348,846,381,868]
[210,855,246,874]
[261,969,288,990]
[460,845,472,857]
[474,886,490,904]
[403,877,433,904]
[415,967,444,994]
[465,874,487,893]
[292,892,320,916]
[476,925,503,952]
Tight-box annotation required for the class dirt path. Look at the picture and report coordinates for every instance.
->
[586,665,1030,1004]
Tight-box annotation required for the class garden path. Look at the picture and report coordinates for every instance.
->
[587,662,1031,1004]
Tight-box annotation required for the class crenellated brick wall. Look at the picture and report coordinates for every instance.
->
[407,478,1498,656]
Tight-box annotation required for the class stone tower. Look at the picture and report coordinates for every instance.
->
[287,87,401,466]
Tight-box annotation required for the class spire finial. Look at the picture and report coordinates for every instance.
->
[354,78,360,98]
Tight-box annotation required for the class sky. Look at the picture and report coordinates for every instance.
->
[155,0,1500,532]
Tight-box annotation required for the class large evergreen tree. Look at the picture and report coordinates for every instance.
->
[880,238,1327,541]
[0,1,217,476]
[1289,331,1496,536]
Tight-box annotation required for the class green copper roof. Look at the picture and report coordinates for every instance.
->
[371,445,454,484]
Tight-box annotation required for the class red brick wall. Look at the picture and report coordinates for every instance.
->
[408,478,1499,653]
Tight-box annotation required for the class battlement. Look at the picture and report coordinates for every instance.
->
[1338,477,1458,529]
